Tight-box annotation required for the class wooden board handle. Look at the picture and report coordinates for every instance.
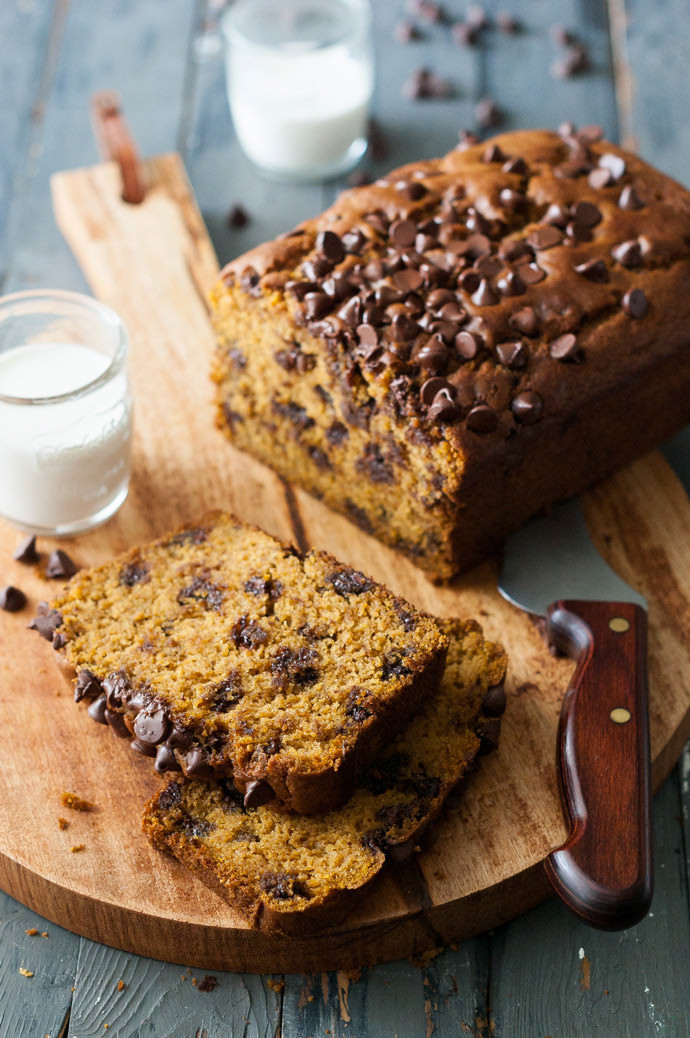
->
[544,600,653,929]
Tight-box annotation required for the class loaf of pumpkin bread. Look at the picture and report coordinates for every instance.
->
[33,513,447,814]
[142,616,507,934]
[211,125,690,579]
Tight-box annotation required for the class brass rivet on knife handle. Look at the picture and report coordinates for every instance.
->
[609,617,631,633]
[89,91,146,204]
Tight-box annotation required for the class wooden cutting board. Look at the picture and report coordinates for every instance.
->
[0,154,689,974]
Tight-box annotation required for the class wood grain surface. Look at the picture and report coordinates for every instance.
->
[0,154,689,974]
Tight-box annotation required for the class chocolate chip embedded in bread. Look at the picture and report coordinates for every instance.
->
[243,780,275,809]
[622,288,649,318]
[511,390,543,424]
[550,333,582,362]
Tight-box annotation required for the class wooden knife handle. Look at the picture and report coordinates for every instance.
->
[543,599,653,929]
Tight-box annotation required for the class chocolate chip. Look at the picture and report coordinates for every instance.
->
[518,263,546,285]
[403,66,453,100]
[316,229,344,264]
[119,559,150,587]
[74,669,102,703]
[427,387,461,423]
[131,737,157,758]
[243,780,275,809]
[13,535,39,564]
[471,279,499,306]
[543,204,569,228]
[303,292,332,320]
[227,204,249,229]
[622,288,648,318]
[588,167,613,190]
[511,390,543,424]
[496,11,520,33]
[105,709,131,739]
[550,333,581,362]
[499,188,527,212]
[87,696,108,725]
[45,549,77,580]
[451,332,478,362]
[28,604,63,641]
[452,20,479,45]
[329,568,374,597]
[573,258,609,283]
[183,747,213,778]
[133,707,170,745]
[457,128,479,149]
[571,201,602,228]
[420,376,452,405]
[415,336,448,371]
[496,341,527,369]
[502,156,528,176]
[482,143,506,164]
[154,745,180,773]
[341,228,367,254]
[231,616,269,649]
[389,219,417,248]
[475,255,503,279]
[508,306,540,337]
[396,179,428,202]
[599,152,626,181]
[618,185,644,210]
[466,404,499,433]
[611,240,642,268]
[528,225,563,250]
[393,268,424,293]
[475,97,502,128]
[496,270,526,297]
[482,684,507,716]
[394,20,421,42]
[550,44,589,79]
[0,585,27,612]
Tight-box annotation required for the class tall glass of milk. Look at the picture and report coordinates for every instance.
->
[0,290,133,536]
[222,0,374,181]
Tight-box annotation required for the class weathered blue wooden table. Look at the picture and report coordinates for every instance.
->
[2,1,689,1034]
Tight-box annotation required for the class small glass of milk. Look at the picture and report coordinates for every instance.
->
[0,290,133,536]
[222,0,374,181]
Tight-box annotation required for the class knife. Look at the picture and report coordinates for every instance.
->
[498,496,653,930]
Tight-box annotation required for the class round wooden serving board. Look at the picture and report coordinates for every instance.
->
[0,156,689,974]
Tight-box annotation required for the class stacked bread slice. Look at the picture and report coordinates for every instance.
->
[34,512,507,932]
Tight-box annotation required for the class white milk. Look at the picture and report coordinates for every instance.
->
[223,0,373,180]
[0,342,132,533]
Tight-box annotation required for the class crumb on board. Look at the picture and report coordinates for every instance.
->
[19,967,34,977]
[70,844,86,853]
[58,817,69,830]
[25,928,39,936]
[117,979,125,991]
[61,792,95,812]
[267,978,284,993]
[197,975,217,993]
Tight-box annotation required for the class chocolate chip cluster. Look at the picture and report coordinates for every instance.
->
[245,125,650,438]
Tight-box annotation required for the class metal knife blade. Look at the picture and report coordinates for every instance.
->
[499,497,653,930]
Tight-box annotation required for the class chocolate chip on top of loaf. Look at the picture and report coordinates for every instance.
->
[142,617,507,934]
[211,125,690,579]
[36,513,448,814]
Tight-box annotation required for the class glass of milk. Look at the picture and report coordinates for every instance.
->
[0,290,133,536]
[222,0,374,181]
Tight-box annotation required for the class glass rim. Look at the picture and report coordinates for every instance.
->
[0,288,129,407]
[221,0,372,50]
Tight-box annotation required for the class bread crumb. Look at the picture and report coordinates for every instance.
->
[58,817,69,830]
[42,932,48,938]
[19,967,34,977]
[117,979,125,991]
[70,844,86,853]
[197,975,217,992]
[61,792,95,812]
[267,978,284,993]
[25,928,39,936]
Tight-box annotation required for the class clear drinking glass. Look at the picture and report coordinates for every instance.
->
[0,289,133,536]
[222,0,374,182]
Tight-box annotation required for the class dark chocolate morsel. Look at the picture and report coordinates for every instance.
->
[105,708,131,739]
[482,684,507,717]
[618,185,644,211]
[183,747,214,778]
[45,549,78,580]
[496,341,527,370]
[74,669,102,703]
[243,779,275,809]
[550,333,582,362]
[28,605,63,641]
[479,718,502,754]
[0,585,27,613]
[316,229,345,264]
[611,240,642,268]
[87,695,108,725]
[622,288,649,318]
[511,390,544,424]
[508,306,539,337]
[13,535,39,564]
[133,707,171,745]
[154,745,181,773]
[573,258,609,283]
[131,737,157,758]
[466,404,499,434]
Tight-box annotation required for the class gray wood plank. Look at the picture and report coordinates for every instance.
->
[0,888,79,1038]
[68,942,281,1038]
[490,770,690,1037]
[618,0,690,181]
